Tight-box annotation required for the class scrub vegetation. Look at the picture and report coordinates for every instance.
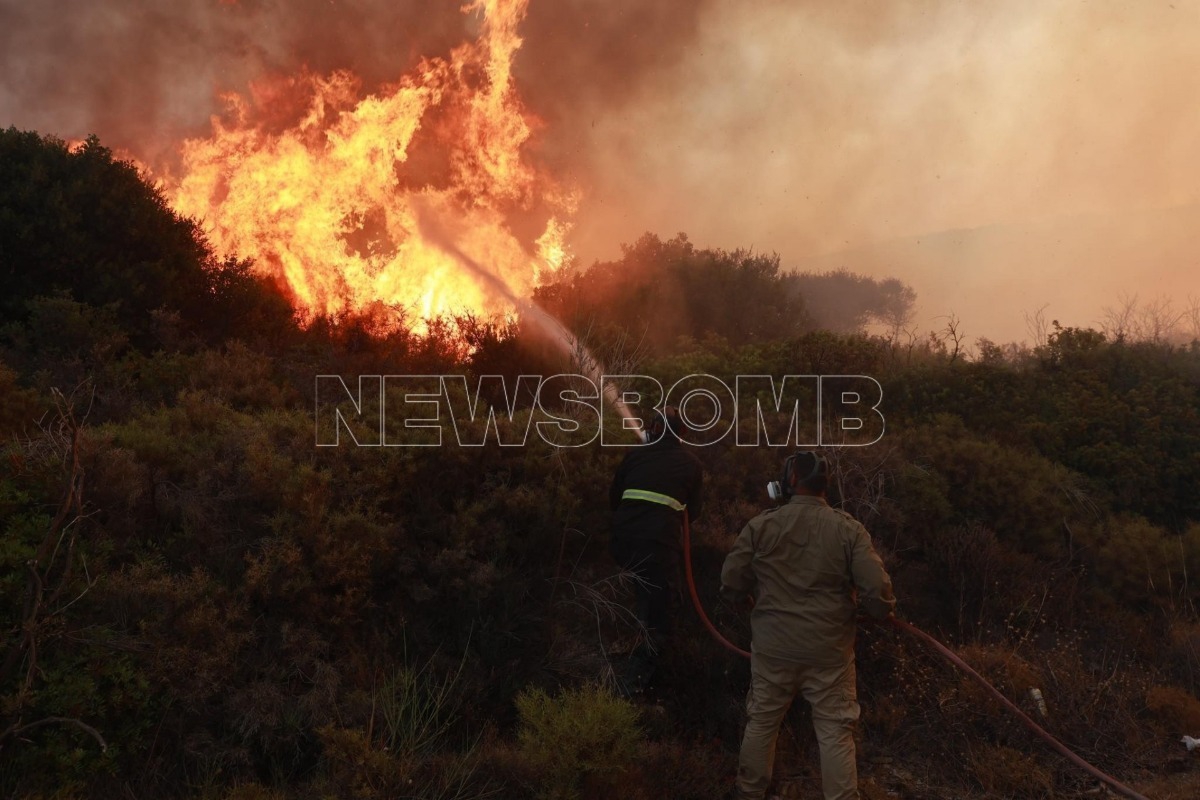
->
[3,129,1199,798]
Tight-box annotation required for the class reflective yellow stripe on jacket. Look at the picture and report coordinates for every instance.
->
[621,488,686,512]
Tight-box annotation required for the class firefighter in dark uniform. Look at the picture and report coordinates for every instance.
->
[609,406,704,694]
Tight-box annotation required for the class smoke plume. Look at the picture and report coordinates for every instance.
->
[568,0,1200,341]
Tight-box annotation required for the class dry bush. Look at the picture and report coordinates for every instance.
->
[966,743,1054,798]
[1035,640,1154,765]
[1125,773,1200,800]
[904,643,1049,752]
[222,784,288,800]
[857,631,952,750]
[924,523,1068,641]
[1167,619,1200,694]
[313,724,495,800]
[628,738,734,800]
[313,725,406,798]
[862,693,907,739]
[955,644,1044,699]
[1145,685,1200,734]
[859,629,1167,796]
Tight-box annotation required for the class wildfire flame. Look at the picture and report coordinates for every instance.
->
[168,0,574,324]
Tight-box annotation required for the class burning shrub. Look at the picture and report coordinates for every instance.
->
[535,233,814,356]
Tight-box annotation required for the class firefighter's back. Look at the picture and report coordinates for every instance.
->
[745,496,871,665]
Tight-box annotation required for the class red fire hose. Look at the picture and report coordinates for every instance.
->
[680,510,1151,800]
[681,507,751,659]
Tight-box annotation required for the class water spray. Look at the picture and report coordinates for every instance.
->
[414,202,639,433]
[424,220,1141,793]
[418,207,1146,797]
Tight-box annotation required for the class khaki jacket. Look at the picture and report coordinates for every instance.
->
[721,494,895,664]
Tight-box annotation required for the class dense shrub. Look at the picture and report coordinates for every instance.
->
[2,129,1199,798]
[0,128,295,350]
[515,684,642,799]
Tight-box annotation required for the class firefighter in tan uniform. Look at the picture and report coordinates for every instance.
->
[721,451,895,800]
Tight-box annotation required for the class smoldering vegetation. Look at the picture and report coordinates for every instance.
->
[534,233,919,355]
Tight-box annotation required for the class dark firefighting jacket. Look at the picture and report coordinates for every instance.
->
[609,435,704,549]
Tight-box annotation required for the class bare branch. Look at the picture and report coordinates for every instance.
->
[1,716,108,752]
[1024,304,1050,348]
[1185,294,1200,341]
[1,381,102,754]
[1100,293,1189,343]
[1099,293,1137,341]
[932,312,966,362]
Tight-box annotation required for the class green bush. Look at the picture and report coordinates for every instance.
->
[896,417,1083,557]
[515,684,641,800]
[1082,515,1200,608]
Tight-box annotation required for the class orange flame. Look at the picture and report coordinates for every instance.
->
[168,0,573,324]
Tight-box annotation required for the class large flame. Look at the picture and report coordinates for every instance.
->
[168,0,573,323]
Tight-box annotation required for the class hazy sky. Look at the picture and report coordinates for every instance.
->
[3,0,1198,343]
[575,1,1200,252]
[568,0,1200,341]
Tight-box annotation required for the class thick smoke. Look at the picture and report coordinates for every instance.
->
[576,0,1200,246]
[0,0,706,169]
[0,1,472,164]
[3,0,1197,342]
[568,0,1200,342]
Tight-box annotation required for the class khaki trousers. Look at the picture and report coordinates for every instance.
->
[736,651,860,800]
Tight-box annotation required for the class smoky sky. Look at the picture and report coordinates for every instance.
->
[2,0,1198,342]
[569,0,1200,341]
[575,0,1200,249]
[0,0,705,165]
[0,0,472,163]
